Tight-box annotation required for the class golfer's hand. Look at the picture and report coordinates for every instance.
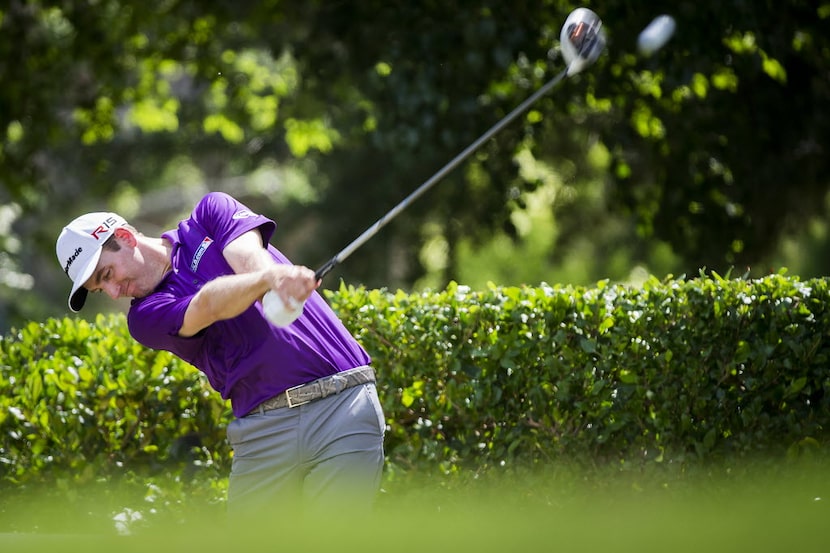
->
[268,264,319,306]
[260,265,318,327]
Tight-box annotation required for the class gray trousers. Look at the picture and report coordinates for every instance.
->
[225,382,385,516]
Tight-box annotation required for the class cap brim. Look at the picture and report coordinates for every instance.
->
[67,247,103,313]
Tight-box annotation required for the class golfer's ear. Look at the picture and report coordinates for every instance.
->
[114,226,137,246]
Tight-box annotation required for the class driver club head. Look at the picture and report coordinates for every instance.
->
[560,8,606,74]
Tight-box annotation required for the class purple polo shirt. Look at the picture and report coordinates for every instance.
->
[127,192,371,417]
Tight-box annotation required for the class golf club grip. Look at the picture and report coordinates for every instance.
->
[314,67,571,282]
[315,257,338,281]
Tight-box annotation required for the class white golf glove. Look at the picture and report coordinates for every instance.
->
[262,290,304,327]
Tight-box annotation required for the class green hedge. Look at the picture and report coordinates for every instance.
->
[2,273,828,497]
[0,314,230,510]
[331,273,829,474]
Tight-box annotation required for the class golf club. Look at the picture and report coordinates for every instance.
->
[314,7,605,282]
[263,7,608,325]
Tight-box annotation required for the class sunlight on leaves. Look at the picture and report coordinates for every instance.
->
[711,67,738,92]
[375,62,392,76]
[630,104,665,140]
[724,32,758,54]
[129,98,180,133]
[245,94,278,131]
[691,73,709,99]
[284,118,341,157]
[761,53,787,83]
[585,92,612,112]
[632,71,663,99]
[203,114,244,143]
[73,97,116,144]
[6,121,23,143]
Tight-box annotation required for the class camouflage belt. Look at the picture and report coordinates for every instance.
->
[249,365,375,415]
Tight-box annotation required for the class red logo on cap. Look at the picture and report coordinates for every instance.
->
[90,216,120,241]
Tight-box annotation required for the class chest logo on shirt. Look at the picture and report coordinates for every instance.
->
[191,237,214,272]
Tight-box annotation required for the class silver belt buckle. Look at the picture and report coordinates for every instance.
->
[285,384,311,408]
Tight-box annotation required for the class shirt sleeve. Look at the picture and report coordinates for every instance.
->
[191,191,276,250]
[128,291,204,363]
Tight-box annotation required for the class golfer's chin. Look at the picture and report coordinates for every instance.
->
[126,283,148,299]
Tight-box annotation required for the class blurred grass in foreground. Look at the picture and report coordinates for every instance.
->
[1,458,827,553]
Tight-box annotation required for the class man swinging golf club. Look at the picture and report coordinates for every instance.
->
[56,191,386,517]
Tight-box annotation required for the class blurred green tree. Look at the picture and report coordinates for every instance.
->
[0,1,828,332]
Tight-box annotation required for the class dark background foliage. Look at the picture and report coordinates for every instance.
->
[1,1,828,333]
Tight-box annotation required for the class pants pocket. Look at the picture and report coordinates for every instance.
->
[362,383,386,439]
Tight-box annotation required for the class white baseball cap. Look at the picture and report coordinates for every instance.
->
[56,212,128,312]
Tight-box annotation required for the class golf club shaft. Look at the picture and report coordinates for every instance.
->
[315,66,571,281]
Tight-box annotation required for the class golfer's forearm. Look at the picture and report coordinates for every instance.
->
[178,271,269,337]
[191,271,271,322]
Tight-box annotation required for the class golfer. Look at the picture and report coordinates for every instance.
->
[55,191,385,514]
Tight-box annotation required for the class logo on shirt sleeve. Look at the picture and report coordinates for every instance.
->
[232,210,258,220]
[191,237,214,272]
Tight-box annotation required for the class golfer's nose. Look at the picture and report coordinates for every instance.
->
[102,281,120,299]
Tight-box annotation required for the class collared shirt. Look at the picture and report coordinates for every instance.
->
[127,192,370,417]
